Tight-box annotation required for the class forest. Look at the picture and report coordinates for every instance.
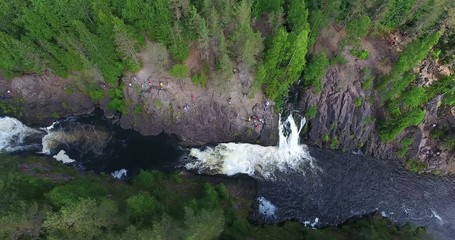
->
[0,154,428,239]
[1,0,455,238]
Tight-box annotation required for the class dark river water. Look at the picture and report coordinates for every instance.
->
[1,110,454,239]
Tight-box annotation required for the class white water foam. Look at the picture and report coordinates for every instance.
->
[185,115,314,179]
[41,122,112,155]
[0,117,43,152]
[258,197,277,217]
[432,210,444,224]
[53,150,75,163]
[111,169,128,179]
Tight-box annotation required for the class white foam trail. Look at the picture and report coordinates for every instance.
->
[258,197,277,217]
[111,169,128,179]
[53,150,75,163]
[0,117,43,152]
[432,210,444,224]
[185,114,314,179]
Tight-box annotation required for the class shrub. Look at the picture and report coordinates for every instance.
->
[354,97,362,107]
[170,64,189,79]
[192,73,207,87]
[306,105,318,119]
[361,68,374,90]
[303,52,329,93]
[350,48,369,60]
[346,15,371,40]
[379,108,425,142]
[127,192,162,221]
[46,181,107,207]
[397,137,413,158]
[330,54,347,65]
[405,159,427,173]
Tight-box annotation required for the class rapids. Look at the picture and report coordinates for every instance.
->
[2,111,455,239]
[185,114,455,239]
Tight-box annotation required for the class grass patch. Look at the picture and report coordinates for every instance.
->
[170,64,189,79]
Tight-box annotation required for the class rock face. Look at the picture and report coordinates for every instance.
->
[0,73,94,126]
[0,43,279,147]
[297,65,397,160]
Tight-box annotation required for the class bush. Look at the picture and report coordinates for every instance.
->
[170,64,189,79]
[168,41,189,62]
[306,105,318,119]
[350,48,369,60]
[191,73,207,87]
[127,192,162,222]
[361,68,374,90]
[379,108,425,142]
[405,159,427,173]
[47,181,107,207]
[303,52,329,93]
[330,54,348,65]
[397,137,413,158]
[354,97,362,107]
[346,15,371,40]
[377,32,441,101]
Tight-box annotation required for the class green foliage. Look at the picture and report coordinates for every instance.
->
[0,202,47,240]
[168,41,190,62]
[127,192,162,222]
[379,108,425,142]
[252,0,283,17]
[397,137,413,158]
[351,48,369,60]
[347,15,371,40]
[378,32,441,101]
[428,75,455,106]
[322,133,330,142]
[191,73,208,87]
[183,207,225,240]
[405,159,427,173]
[303,52,330,93]
[46,180,107,207]
[430,127,455,151]
[306,105,318,119]
[44,198,121,239]
[256,3,310,106]
[354,97,363,107]
[330,54,348,65]
[170,64,189,79]
[231,0,263,69]
[382,0,416,28]
[361,68,374,90]
[330,136,340,149]
[108,87,126,113]
[400,87,428,108]
[0,154,429,239]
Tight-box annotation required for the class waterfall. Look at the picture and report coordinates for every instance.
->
[0,117,44,152]
[185,114,314,179]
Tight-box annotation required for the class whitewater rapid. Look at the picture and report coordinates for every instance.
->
[185,115,315,179]
[0,117,44,152]
[0,116,111,158]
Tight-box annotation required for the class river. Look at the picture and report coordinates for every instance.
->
[1,110,454,239]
